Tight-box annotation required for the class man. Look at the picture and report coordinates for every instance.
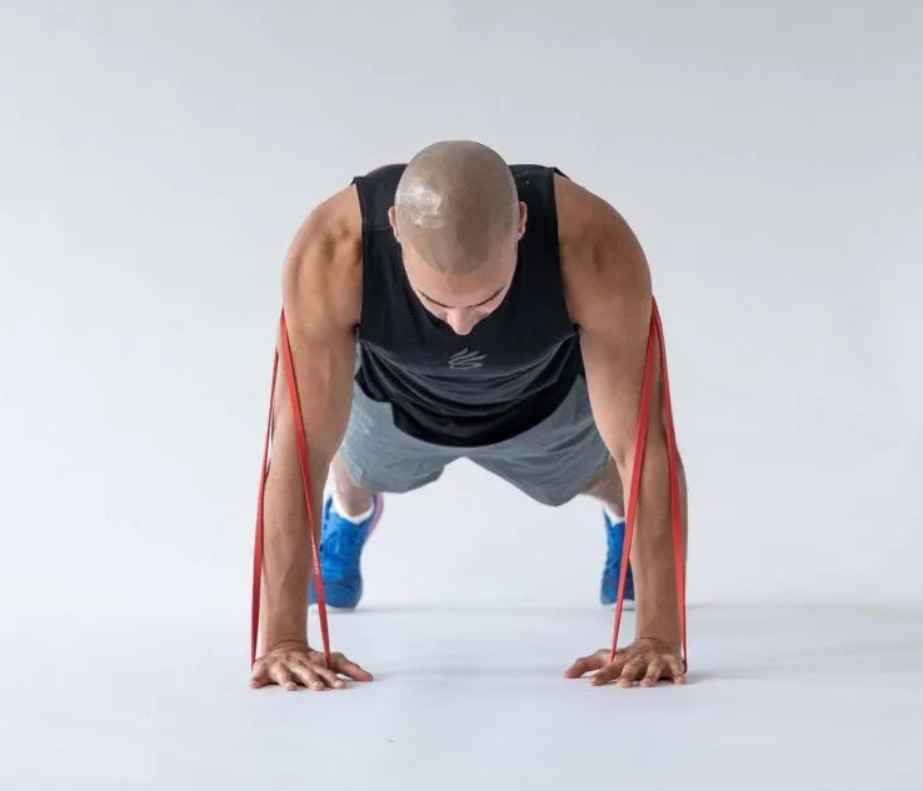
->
[250,141,687,692]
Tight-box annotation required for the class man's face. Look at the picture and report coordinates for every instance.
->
[388,203,526,336]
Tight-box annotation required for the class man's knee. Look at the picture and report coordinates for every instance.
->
[580,458,624,512]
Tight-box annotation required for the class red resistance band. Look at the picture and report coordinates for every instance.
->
[609,298,687,670]
[250,298,687,675]
[250,310,330,668]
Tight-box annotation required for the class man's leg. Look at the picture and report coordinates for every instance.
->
[310,382,457,609]
[579,459,633,607]
[580,457,624,512]
[466,375,633,605]
[330,452,374,517]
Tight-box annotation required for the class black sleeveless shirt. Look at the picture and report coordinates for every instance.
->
[352,163,582,447]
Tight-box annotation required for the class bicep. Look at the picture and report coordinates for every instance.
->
[275,221,359,460]
[573,225,662,466]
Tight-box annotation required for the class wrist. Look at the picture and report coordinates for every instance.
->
[264,636,310,654]
[264,619,308,652]
[635,610,681,650]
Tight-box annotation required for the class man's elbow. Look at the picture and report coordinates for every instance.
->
[611,431,678,483]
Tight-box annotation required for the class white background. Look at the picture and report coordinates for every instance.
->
[1,3,922,789]
[2,1,920,619]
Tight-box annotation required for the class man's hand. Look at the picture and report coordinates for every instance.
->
[565,638,685,688]
[249,640,373,691]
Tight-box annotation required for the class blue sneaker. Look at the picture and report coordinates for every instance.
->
[308,493,384,610]
[600,510,635,608]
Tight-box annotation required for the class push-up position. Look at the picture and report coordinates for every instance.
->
[250,140,687,691]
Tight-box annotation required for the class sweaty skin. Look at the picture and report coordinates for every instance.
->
[249,172,687,692]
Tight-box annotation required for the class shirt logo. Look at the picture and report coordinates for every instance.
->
[448,348,486,369]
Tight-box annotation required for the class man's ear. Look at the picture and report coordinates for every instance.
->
[517,200,528,240]
[388,205,402,243]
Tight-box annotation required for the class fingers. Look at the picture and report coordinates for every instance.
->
[269,664,298,691]
[331,652,374,682]
[313,664,346,689]
[287,662,328,691]
[564,650,608,678]
[640,658,666,688]
[617,657,648,688]
[250,646,376,691]
[249,664,269,688]
[249,656,296,690]
[665,655,686,685]
[589,654,632,686]
[254,660,344,691]
[589,652,683,688]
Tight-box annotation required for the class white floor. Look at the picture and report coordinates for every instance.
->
[2,604,921,791]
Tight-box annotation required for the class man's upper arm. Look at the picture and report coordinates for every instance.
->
[276,187,363,459]
[557,178,660,465]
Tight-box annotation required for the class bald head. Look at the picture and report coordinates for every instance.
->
[392,141,521,274]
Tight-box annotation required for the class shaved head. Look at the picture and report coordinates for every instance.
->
[392,140,521,274]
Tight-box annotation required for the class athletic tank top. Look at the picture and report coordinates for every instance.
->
[352,163,582,447]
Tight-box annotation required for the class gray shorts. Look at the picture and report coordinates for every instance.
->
[339,375,610,507]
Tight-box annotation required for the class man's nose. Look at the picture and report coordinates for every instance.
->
[446,309,477,336]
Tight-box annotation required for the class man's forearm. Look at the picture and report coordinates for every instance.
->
[619,443,687,647]
[260,435,330,651]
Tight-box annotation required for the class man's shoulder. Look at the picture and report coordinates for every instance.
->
[553,173,651,322]
[287,185,363,269]
[553,172,622,246]
[282,185,363,328]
